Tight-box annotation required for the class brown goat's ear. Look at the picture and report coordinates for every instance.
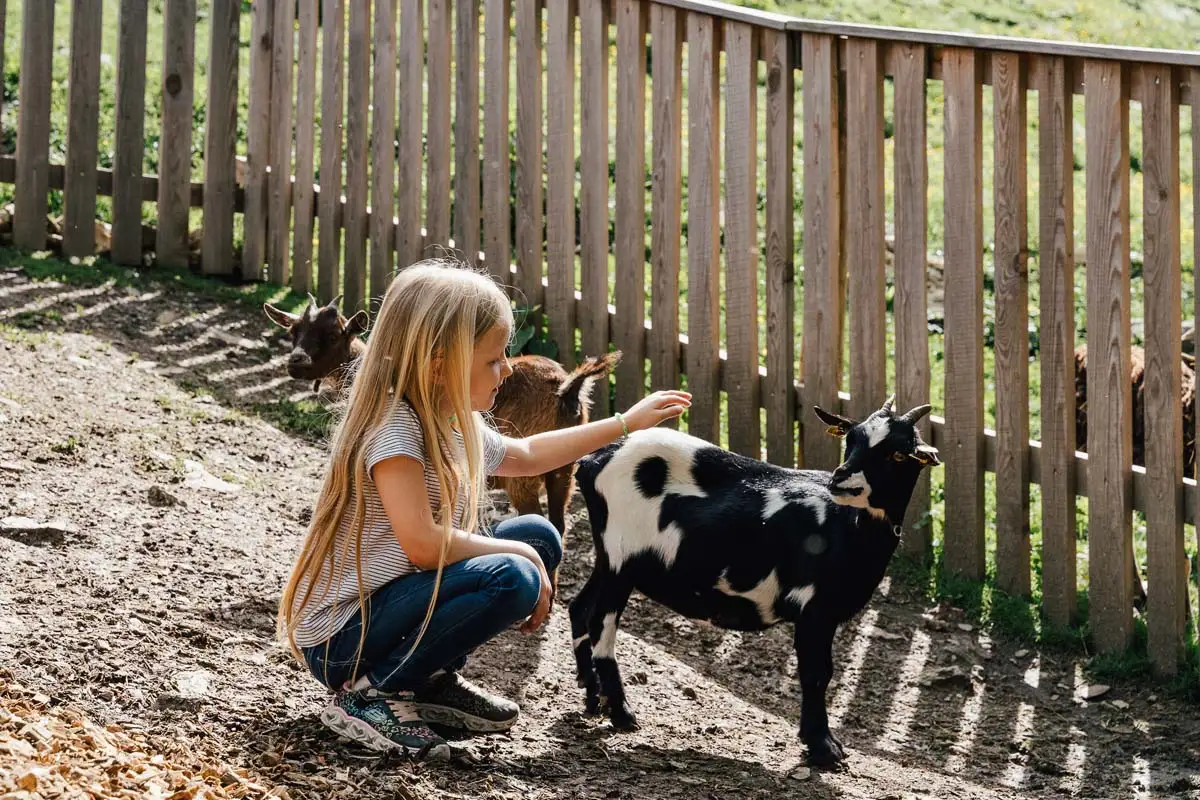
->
[812,405,854,438]
[263,302,299,329]
[344,310,369,337]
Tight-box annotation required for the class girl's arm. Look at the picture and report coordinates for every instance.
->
[492,389,691,478]
[372,456,547,573]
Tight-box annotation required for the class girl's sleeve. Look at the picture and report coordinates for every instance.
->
[481,419,507,474]
[365,401,426,472]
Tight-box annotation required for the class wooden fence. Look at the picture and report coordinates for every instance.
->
[3,0,1199,674]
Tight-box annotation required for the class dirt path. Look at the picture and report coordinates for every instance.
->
[1,263,1197,799]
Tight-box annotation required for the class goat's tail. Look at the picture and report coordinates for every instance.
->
[557,350,622,416]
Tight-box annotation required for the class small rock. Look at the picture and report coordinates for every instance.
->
[31,693,50,706]
[175,669,213,699]
[1077,684,1111,701]
[1111,700,1130,710]
[0,516,76,547]
[1014,649,1029,658]
[919,665,972,689]
[182,460,240,493]
[789,767,812,781]
[956,623,974,632]
[681,686,698,700]
[1148,694,1158,703]
[1050,694,1059,701]
[0,461,25,473]
[147,485,183,507]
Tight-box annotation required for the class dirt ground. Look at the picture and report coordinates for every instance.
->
[1,262,1198,800]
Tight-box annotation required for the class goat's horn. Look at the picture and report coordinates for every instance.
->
[307,291,318,308]
[328,293,344,310]
[900,404,932,424]
[880,393,896,416]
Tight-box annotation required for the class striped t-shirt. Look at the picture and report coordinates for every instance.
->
[293,399,507,648]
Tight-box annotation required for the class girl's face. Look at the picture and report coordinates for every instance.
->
[468,324,514,411]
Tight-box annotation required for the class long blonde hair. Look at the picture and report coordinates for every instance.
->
[277,260,513,677]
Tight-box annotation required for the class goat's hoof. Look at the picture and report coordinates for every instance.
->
[804,732,847,767]
[608,703,638,731]
[584,693,602,716]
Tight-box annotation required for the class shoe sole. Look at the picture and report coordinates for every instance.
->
[416,702,517,733]
[320,705,451,762]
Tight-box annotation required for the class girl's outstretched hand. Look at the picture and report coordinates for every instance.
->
[622,390,692,433]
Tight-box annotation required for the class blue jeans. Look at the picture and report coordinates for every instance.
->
[303,515,562,693]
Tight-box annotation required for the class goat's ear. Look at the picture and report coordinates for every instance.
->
[345,310,369,337]
[812,405,854,438]
[263,302,298,329]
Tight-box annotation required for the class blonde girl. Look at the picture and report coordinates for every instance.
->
[277,261,690,761]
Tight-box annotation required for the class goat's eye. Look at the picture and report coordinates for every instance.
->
[892,451,907,462]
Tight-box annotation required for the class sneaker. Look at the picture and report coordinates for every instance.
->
[414,671,520,733]
[320,688,451,761]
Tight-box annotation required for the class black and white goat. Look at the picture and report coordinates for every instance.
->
[570,395,940,766]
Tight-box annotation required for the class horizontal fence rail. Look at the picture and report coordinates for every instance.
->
[2,0,1198,671]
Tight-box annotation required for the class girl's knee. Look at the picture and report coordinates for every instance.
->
[509,514,563,571]
[490,553,542,617]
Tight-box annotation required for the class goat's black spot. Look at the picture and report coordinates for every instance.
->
[634,456,668,498]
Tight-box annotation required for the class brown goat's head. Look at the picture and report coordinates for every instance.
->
[263,294,368,383]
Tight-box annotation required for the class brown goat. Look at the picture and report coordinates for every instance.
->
[262,296,621,534]
[1073,338,1197,609]
[263,295,368,398]
[488,351,622,534]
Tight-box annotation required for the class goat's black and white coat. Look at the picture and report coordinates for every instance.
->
[570,395,940,766]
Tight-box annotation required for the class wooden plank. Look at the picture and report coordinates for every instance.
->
[482,0,510,285]
[844,38,885,421]
[317,0,345,302]
[291,0,319,292]
[546,0,577,365]
[371,0,398,295]
[723,20,759,457]
[426,0,452,248]
[650,5,683,410]
[615,0,648,412]
[763,28,794,464]
[1084,59,1133,654]
[202,0,240,276]
[1194,70,1200,600]
[0,1,6,131]
[992,51,1030,598]
[1038,55,1077,626]
[243,0,274,279]
[156,0,197,270]
[64,0,104,258]
[454,0,482,264]
[267,0,295,283]
[941,48,985,580]
[397,0,424,270]
[15,0,54,251]
[686,13,720,442]
[111,0,149,265]
[800,33,841,470]
[893,42,930,557]
[579,0,610,417]
[1141,63,1184,675]
[343,0,370,313]
[515,0,544,314]
[782,15,1200,69]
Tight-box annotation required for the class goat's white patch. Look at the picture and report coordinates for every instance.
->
[832,471,879,513]
[761,487,789,520]
[594,429,710,572]
[863,417,891,448]
[786,584,816,610]
[715,569,781,625]
[594,612,618,659]
[761,486,831,525]
[572,633,589,649]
